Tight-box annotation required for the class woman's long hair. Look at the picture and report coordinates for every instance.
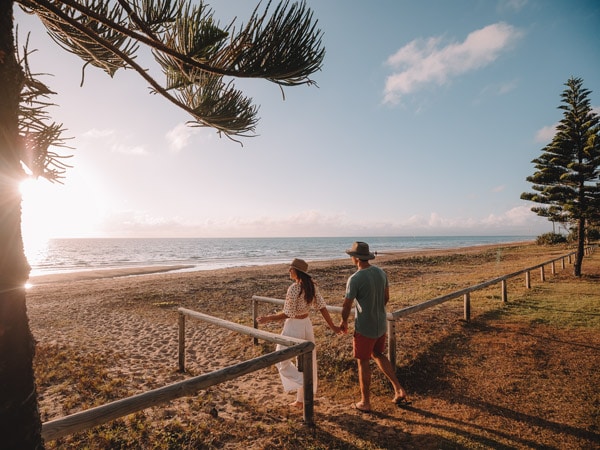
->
[295,270,316,304]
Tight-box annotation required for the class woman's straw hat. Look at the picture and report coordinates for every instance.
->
[290,258,310,275]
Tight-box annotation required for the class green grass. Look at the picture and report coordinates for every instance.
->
[500,273,600,329]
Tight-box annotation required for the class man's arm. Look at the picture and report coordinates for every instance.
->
[339,297,354,333]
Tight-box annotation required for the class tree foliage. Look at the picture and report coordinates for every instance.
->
[521,77,600,275]
[16,0,324,181]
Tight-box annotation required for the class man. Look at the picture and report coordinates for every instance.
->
[340,241,410,412]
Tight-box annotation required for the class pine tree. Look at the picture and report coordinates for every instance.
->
[521,77,600,276]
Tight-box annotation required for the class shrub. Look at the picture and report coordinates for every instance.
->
[536,232,567,245]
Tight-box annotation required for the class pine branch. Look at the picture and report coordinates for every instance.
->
[22,0,258,136]
[17,33,72,182]
[25,0,324,84]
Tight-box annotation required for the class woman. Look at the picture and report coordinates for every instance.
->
[257,258,341,408]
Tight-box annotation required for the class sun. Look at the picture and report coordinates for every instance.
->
[19,173,108,245]
[20,178,56,244]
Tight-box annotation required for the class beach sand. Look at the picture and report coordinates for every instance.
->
[26,247,490,419]
[28,241,598,448]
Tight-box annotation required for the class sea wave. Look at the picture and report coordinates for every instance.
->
[25,236,534,276]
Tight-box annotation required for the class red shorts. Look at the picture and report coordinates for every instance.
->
[353,332,386,360]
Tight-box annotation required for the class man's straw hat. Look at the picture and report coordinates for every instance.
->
[345,241,375,260]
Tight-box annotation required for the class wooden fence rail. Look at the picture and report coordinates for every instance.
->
[393,245,595,320]
[177,308,316,425]
[250,295,393,344]
[252,245,595,368]
[42,309,316,441]
[386,245,595,366]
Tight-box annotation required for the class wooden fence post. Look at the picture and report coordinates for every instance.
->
[561,257,566,269]
[252,298,258,345]
[301,351,314,426]
[463,293,471,322]
[540,266,545,282]
[501,279,507,303]
[388,320,397,368]
[178,312,186,373]
[551,261,556,275]
[525,270,531,289]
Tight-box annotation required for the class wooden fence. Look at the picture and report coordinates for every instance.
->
[253,245,596,367]
[41,245,595,441]
[42,308,316,442]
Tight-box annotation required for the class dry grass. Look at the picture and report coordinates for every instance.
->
[32,243,600,449]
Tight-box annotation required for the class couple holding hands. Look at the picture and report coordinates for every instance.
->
[257,241,410,413]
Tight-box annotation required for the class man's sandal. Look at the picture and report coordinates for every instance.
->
[393,397,412,407]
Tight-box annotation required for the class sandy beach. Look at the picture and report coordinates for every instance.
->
[28,245,513,420]
[26,242,600,448]
[27,248,435,423]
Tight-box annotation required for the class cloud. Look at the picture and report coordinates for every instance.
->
[481,205,535,227]
[534,124,557,143]
[535,106,599,144]
[111,144,146,155]
[496,80,518,95]
[82,128,114,138]
[95,206,548,238]
[384,23,524,104]
[166,123,198,152]
[497,0,528,13]
[82,128,147,155]
[166,123,212,152]
[399,206,548,235]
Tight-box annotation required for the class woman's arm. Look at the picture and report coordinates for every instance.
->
[257,312,288,324]
[319,307,342,334]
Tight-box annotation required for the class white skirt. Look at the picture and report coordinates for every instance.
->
[276,317,318,397]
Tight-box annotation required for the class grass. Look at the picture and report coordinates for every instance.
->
[502,273,600,329]
[34,243,600,449]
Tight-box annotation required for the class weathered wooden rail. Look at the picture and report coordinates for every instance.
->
[253,246,596,367]
[386,245,594,365]
[42,308,316,442]
[250,295,393,344]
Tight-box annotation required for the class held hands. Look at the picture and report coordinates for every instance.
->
[330,325,344,335]
[339,320,349,334]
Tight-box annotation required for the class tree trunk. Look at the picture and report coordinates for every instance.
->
[0,2,44,448]
[574,216,585,277]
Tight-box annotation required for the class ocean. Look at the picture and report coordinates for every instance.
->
[25,236,535,276]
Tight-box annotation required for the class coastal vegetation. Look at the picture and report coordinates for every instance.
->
[522,77,600,277]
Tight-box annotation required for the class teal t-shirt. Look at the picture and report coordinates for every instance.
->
[344,265,388,339]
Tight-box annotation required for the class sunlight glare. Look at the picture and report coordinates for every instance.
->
[20,174,108,248]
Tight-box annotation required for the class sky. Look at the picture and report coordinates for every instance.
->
[16,0,600,241]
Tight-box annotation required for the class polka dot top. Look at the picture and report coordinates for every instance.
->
[283,282,327,318]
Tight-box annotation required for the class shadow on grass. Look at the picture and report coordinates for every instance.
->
[320,403,559,450]
[396,403,570,450]
[457,396,600,444]
[465,318,600,351]
[387,306,600,449]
